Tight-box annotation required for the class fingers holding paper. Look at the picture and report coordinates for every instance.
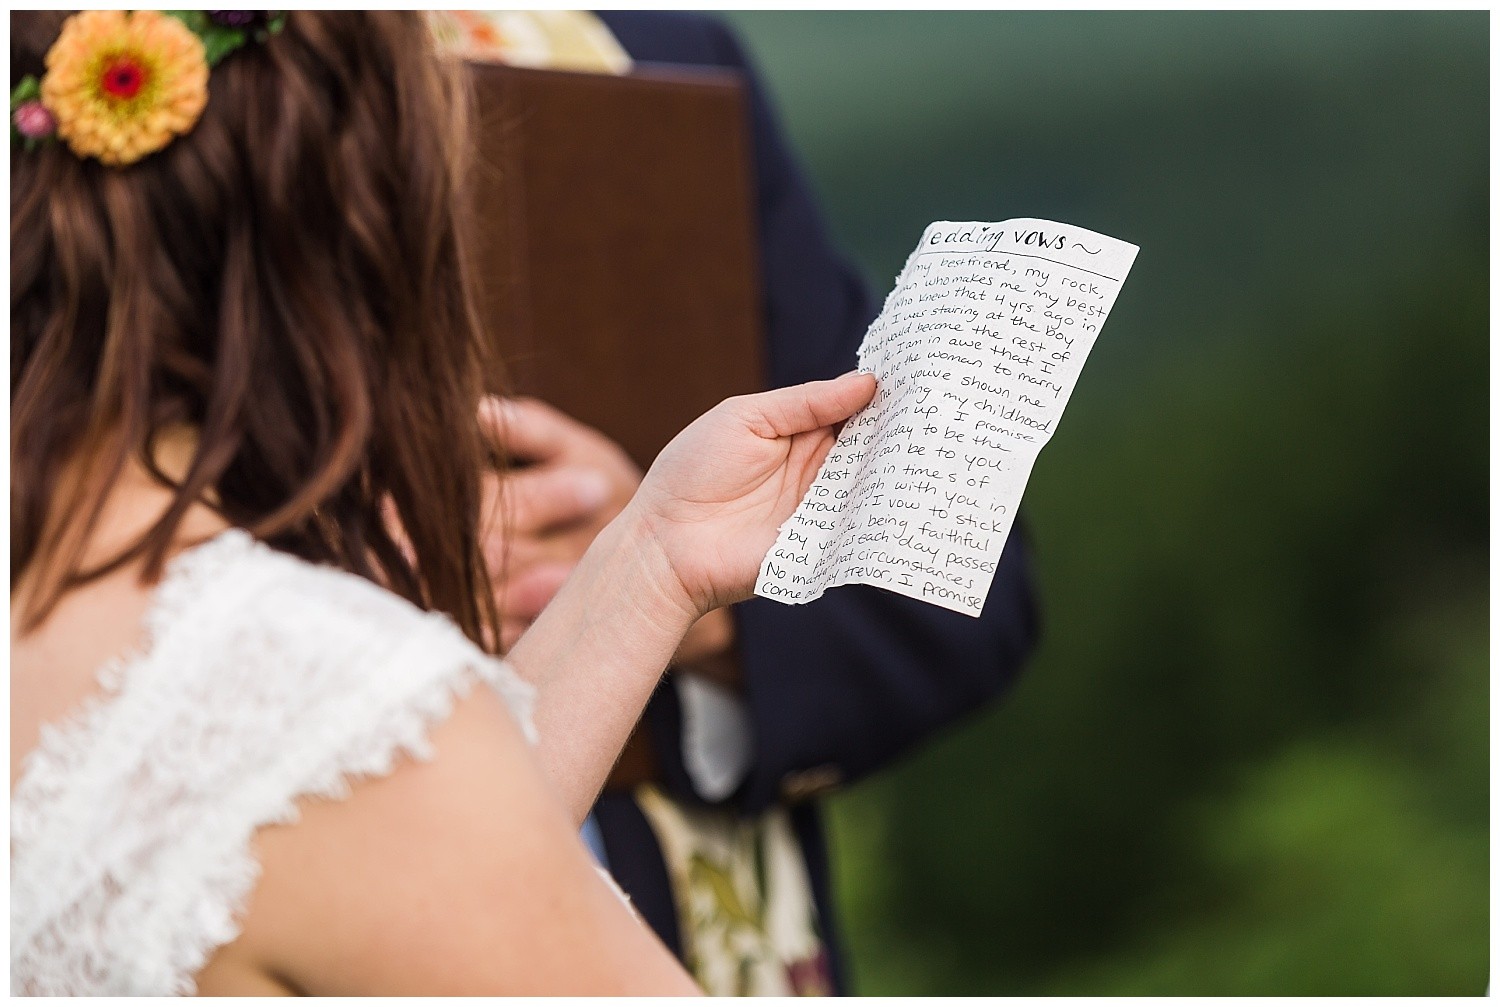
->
[628,371,877,616]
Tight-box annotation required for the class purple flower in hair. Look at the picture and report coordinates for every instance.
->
[208,11,259,28]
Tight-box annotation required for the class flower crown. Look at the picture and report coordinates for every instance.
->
[10,10,285,168]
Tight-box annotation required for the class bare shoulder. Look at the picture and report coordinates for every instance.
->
[201,682,699,995]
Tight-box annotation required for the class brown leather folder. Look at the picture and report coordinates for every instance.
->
[467,61,766,470]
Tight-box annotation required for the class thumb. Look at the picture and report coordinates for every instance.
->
[740,371,877,441]
[477,395,575,463]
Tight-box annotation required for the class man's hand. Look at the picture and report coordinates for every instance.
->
[478,397,737,666]
[478,397,641,651]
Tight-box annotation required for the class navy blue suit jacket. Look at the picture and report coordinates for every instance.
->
[591,12,1041,992]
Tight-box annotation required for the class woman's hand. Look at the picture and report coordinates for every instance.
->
[503,371,873,821]
[626,371,877,618]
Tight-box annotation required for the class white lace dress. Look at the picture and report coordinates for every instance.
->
[11,530,538,996]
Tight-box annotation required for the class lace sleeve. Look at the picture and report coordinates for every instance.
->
[11,531,537,996]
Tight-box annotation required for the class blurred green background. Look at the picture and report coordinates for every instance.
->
[720,10,1488,995]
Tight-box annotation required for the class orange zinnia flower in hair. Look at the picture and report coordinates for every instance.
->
[41,10,210,167]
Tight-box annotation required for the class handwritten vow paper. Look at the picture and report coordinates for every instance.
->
[755,219,1138,616]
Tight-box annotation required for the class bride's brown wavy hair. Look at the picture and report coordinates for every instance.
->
[11,11,503,648]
